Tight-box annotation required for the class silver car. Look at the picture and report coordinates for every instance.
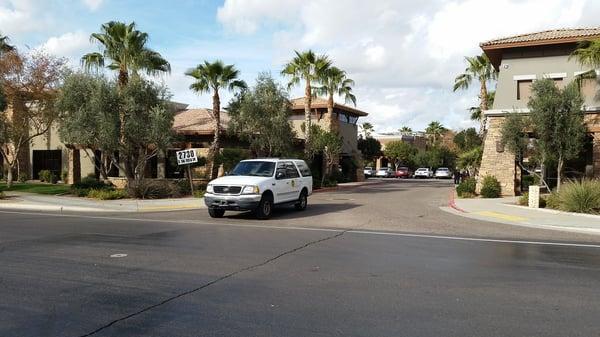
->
[375,167,394,178]
[414,167,433,179]
[434,167,452,179]
[363,166,375,177]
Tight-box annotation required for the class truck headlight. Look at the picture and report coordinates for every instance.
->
[241,185,259,194]
[206,184,214,193]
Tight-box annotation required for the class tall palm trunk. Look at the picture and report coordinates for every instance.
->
[209,90,221,180]
[479,80,488,134]
[304,79,312,152]
[326,93,338,176]
[117,68,135,182]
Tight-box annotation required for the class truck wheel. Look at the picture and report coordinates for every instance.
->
[208,208,225,218]
[295,190,308,211]
[255,194,273,220]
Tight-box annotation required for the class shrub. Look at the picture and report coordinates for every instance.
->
[456,178,476,198]
[193,190,205,198]
[519,192,547,208]
[18,173,29,183]
[61,171,68,182]
[72,176,110,190]
[87,188,127,200]
[71,188,90,197]
[556,180,600,214]
[545,192,561,210]
[480,175,501,198]
[38,170,58,184]
[132,180,181,199]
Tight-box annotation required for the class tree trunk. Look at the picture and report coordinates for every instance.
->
[556,155,564,193]
[6,166,13,188]
[304,80,312,154]
[479,81,489,134]
[209,90,221,180]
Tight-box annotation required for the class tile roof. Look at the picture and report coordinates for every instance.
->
[172,108,229,135]
[291,97,368,116]
[481,28,600,48]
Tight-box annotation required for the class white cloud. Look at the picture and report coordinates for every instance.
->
[217,0,591,131]
[0,0,48,35]
[82,0,103,11]
[37,31,89,59]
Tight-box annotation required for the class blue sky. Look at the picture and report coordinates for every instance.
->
[1,0,599,132]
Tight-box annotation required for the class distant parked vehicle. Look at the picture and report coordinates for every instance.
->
[363,166,375,177]
[414,167,433,179]
[375,167,394,178]
[394,166,412,178]
[434,167,452,179]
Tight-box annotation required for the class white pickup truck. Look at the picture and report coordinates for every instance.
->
[204,158,313,219]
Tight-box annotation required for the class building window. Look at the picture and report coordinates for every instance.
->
[517,80,533,101]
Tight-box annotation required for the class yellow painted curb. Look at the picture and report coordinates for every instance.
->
[475,211,528,222]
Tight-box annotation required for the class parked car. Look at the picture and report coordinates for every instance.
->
[414,167,433,179]
[394,166,412,178]
[363,166,375,177]
[434,167,452,179]
[375,167,394,178]
[204,159,312,219]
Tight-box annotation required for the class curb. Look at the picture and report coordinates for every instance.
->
[504,203,600,219]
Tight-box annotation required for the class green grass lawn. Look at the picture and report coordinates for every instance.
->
[0,182,71,195]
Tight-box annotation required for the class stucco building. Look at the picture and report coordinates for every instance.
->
[478,28,600,195]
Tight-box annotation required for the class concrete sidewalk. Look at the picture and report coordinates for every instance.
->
[442,194,600,235]
[0,192,205,212]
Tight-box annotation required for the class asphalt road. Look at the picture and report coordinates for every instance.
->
[2,179,600,336]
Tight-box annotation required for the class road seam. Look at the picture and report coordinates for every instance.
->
[76,228,351,337]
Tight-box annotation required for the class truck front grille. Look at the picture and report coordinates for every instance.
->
[213,186,242,195]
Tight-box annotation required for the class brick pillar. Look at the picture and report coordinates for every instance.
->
[477,116,518,196]
[593,133,600,178]
[68,148,81,185]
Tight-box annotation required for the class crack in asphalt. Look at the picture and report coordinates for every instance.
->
[76,228,351,337]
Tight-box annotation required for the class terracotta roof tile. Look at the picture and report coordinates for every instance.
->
[481,28,600,47]
[172,108,229,135]
[291,97,368,116]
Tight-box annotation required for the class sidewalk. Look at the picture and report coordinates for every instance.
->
[442,194,600,235]
[0,192,205,212]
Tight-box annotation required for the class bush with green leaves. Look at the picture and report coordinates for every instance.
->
[480,176,501,198]
[545,192,561,210]
[132,180,181,199]
[18,173,29,183]
[555,180,600,214]
[87,188,127,200]
[38,170,58,184]
[72,176,111,190]
[456,178,476,198]
[519,192,546,208]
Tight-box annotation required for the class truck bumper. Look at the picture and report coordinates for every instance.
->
[204,193,261,211]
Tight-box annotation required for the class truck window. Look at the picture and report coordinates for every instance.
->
[295,161,312,177]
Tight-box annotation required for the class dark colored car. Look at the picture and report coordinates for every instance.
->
[395,166,411,178]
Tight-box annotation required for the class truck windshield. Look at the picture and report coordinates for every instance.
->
[229,161,276,177]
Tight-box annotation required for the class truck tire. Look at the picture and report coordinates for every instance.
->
[255,194,273,220]
[294,190,308,211]
[208,208,225,218]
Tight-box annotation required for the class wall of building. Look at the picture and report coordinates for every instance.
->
[289,112,359,155]
[478,116,519,196]
[495,50,597,110]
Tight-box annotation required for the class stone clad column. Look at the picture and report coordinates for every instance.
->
[477,116,518,196]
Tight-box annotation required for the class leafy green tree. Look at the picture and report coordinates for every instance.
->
[357,136,381,161]
[453,54,498,133]
[81,21,171,87]
[315,66,356,129]
[227,73,295,157]
[186,60,247,179]
[453,127,482,152]
[384,141,417,170]
[0,50,66,187]
[57,73,174,192]
[425,121,447,146]
[528,79,586,191]
[414,146,456,170]
[305,125,343,185]
[456,147,482,176]
[281,50,331,148]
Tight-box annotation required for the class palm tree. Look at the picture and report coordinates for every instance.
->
[360,122,374,138]
[468,90,495,122]
[425,121,447,147]
[185,60,247,179]
[399,126,412,134]
[571,39,600,69]
[453,53,497,133]
[315,66,356,131]
[81,21,171,87]
[281,50,331,149]
[0,33,15,55]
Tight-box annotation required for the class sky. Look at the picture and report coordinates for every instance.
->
[1,0,599,132]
